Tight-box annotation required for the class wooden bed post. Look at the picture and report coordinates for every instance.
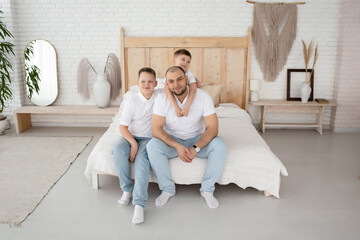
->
[245,27,252,112]
[120,27,126,95]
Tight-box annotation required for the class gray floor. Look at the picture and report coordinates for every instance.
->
[1,127,360,240]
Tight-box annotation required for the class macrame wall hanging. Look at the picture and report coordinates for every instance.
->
[250,1,302,82]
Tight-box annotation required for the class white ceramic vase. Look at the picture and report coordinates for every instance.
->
[300,82,312,103]
[93,73,111,108]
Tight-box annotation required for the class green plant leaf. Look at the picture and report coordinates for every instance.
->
[0,10,15,113]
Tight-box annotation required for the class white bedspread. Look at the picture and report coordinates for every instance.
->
[84,103,288,198]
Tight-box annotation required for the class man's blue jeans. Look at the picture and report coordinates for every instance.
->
[113,136,151,208]
[146,135,227,194]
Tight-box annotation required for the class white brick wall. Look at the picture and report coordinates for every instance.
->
[331,0,360,132]
[1,0,358,131]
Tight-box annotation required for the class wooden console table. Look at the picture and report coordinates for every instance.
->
[13,105,119,133]
[250,100,337,134]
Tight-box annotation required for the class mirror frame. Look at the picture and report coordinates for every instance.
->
[24,39,59,106]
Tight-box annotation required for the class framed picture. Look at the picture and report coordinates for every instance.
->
[287,69,314,101]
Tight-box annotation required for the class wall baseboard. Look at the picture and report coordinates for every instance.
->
[331,127,360,133]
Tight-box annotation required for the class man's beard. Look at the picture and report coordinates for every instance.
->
[172,85,187,96]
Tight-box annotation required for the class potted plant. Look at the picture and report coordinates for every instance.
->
[0,10,15,134]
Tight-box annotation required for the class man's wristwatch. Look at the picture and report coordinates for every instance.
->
[193,145,201,153]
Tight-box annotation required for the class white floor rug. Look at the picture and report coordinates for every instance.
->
[0,136,92,226]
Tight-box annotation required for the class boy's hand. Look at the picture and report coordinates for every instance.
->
[195,77,201,88]
[129,142,139,162]
[175,106,183,117]
[181,104,190,117]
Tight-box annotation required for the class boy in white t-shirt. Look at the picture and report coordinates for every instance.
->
[113,67,160,224]
[164,49,199,117]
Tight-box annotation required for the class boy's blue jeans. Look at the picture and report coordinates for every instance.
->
[113,136,151,208]
[146,134,227,194]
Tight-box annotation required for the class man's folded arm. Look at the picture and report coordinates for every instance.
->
[152,114,181,149]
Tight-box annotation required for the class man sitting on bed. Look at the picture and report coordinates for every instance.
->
[147,66,227,209]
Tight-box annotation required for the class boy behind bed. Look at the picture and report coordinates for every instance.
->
[113,67,160,224]
[164,49,200,117]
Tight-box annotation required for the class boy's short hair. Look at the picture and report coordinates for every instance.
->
[165,66,186,76]
[138,67,156,79]
[174,49,192,59]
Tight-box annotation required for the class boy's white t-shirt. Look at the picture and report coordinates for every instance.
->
[153,88,215,140]
[120,89,161,138]
[160,70,196,85]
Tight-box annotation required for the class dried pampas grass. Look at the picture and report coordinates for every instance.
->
[77,54,121,100]
[77,58,96,100]
[104,53,121,100]
[301,39,319,84]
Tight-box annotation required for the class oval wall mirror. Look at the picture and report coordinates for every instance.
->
[24,40,58,106]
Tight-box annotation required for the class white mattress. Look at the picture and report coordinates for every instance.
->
[84,103,288,198]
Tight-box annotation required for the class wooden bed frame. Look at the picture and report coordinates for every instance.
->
[86,27,289,197]
[120,27,252,111]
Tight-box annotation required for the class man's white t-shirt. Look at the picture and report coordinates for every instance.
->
[120,89,161,138]
[160,70,196,85]
[153,88,215,140]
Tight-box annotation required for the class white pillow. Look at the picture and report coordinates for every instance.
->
[123,86,138,100]
[129,85,139,92]
[218,103,240,109]
[156,78,165,89]
[215,104,251,121]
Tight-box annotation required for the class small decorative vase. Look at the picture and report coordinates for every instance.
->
[0,116,7,135]
[300,82,312,103]
[93,73,111,108]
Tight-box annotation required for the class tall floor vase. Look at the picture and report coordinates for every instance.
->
[93,73,110,108]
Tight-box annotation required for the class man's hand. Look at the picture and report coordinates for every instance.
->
[176,145,192,163]
[187,147,197,160]
[129,142,138,162]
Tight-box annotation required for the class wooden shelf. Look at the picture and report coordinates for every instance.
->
[251,99,337,107]
[250,100,337,134]
[13,105,119,133]
[265,123,320,128]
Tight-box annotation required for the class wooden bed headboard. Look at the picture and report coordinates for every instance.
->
[120,27,252,111]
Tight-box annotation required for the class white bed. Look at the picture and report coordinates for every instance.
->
[85,95,288,198]
[84,27,288,198]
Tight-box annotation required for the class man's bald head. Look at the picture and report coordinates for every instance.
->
[165,66,186,78]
